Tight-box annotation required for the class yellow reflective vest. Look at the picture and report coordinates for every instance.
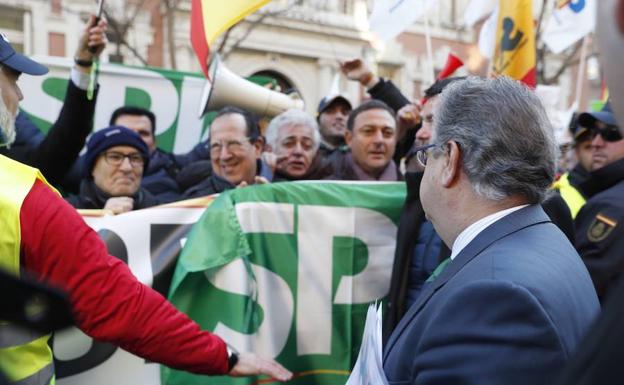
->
[552,172,587,219]
[0,155,57,385]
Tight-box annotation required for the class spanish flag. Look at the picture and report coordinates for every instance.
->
[492,0,536,87]
[191,0,271,77]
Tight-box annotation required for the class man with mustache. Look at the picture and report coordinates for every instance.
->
[574,102,624,302]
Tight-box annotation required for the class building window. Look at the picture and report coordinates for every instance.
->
[0,5,24,31]
[48,32,66,57]
[0,5,26,53]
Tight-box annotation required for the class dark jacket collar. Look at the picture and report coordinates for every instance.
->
[72,179,159,210]
[273,154,334,182]
[383,204,551,359]
[567,164,591,192]
[578,158,624,198]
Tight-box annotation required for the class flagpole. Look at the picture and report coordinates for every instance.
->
[424,9,435,85]
[574,36,590,108]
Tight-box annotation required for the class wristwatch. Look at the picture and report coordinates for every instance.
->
[226,345,239,372]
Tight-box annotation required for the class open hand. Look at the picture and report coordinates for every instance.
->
[229,352,293,382]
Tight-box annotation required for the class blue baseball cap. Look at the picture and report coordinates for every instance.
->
[0,33,48,75]
[578,102,618,128]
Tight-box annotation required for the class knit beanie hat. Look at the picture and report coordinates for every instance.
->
[84,125,150,177]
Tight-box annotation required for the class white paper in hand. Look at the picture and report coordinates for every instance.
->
[345,303,389,385]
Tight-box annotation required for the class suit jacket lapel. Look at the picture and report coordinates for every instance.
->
[383,204,551,360]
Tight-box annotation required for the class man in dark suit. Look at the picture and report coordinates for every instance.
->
[383,76,600,385]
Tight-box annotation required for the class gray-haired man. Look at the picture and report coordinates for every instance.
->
[266,109,333,181]
[383,77,599,385]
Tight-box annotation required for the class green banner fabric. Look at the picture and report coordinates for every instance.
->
[164,181,406,385]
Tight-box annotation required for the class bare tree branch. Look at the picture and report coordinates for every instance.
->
[535,0,548,84]
[542,42,584,85]
[103,4,150,65]
[217,27,235,55]
[163,0,181,69]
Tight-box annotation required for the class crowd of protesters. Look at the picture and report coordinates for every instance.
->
[6,29,623,305]
[3,9,624,385]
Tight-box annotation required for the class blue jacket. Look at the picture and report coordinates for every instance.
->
[383,205,599,385]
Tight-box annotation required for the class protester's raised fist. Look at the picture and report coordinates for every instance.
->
[339,58,379,88]
[228,352,293,382]
[75,14,108,66]
[397,103,422,130]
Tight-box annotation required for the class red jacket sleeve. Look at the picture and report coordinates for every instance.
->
[20,180,228,375]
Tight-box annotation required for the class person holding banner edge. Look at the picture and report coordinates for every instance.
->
[0,41,292,384]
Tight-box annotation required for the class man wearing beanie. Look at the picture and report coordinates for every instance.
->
[66,126,159,213]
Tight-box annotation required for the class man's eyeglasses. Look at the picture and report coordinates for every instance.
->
[209,137,252,154]
[413,144,437,167]
[590,124,623,142]
[102,151,145,167]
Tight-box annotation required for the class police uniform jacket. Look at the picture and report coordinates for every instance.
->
[575,157,624,301]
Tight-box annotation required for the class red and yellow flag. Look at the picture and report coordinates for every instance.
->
[190,0,271,77]
[492,0,536,87]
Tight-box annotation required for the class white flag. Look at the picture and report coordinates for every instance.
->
[463,0,497,27]
[478,6,498,59]
[543,0,596,54]
[369,0,437,41]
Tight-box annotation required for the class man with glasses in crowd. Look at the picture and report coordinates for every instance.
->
[182,106,273,198]
[574,102,624,301]
[66,125,158,213]
[383,76,598,385]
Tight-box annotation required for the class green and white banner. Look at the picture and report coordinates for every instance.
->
[19,56,211,153]
[164,181,405,385]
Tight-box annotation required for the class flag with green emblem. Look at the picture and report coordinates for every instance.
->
[163,181,406,385]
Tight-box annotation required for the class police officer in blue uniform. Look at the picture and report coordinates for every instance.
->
[575,102,624,302]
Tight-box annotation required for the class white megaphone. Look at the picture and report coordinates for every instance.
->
[198,54,305,118]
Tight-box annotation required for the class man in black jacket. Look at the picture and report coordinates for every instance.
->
[0,15,106,190]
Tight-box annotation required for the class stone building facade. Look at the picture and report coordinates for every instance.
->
[0,0,601,124]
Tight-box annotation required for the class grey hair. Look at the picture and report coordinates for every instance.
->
[265,109,321,150]
[433,76,557,203]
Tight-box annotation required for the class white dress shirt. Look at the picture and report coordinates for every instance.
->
[450,205,529,260]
